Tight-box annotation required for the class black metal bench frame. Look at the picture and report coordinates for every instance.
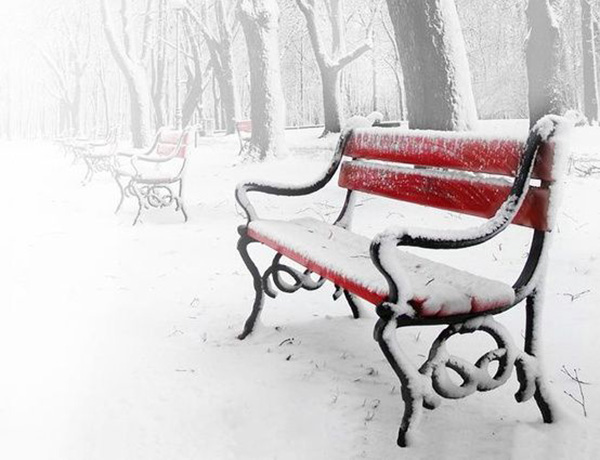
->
[234,117,569,447]
[112,127,192,225]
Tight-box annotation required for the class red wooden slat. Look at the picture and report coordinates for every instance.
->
[344,130,554,181]
[338,162,550,230]
[157,131,189,158]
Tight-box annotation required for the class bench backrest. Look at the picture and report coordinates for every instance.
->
[157,129,191,158]
[236,120,252,134]
[338,129,555,231]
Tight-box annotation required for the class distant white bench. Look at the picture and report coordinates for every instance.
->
[235,116,569,447]
[58,129,117,183]
[112,128,192,225]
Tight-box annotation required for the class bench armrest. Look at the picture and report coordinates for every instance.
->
[369,120,558,313]
[236,130,352,223]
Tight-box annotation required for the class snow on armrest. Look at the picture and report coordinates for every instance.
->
[236,130,353,222]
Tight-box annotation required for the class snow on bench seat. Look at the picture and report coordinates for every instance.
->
[247,217,515,317]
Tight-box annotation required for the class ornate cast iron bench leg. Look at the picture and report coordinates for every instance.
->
[175,178,188,222]
[237,230,266,340]
[515,289,555,422]
[131,181,144,226]
[237,239,359,340]
[113,173,126,214]
[374,306,432,447]
[377,297,556,447]
[343,290,362,319]
[82,157,94,184]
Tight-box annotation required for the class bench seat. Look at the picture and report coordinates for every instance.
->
[113,159,184,182]
[248,217,515,318]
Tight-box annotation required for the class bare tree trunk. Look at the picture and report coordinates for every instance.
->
[372,49,377,112]
[238,0,286,160]
[71,77,82,135]
[181,12,207,128]
[151,0,167,128]
[322,68,341,133]
[594,18,600,92]
[385,0,477,131]
[186,1,239,134]
[101,0,153,147]
[296,0,372,136]
[59,100,70,136]
[581,0,599,123]
[128,69,153,145]
[97,62,110,135]
[220,46,238,134]
[5,73,11,140]
[526,0,573,127]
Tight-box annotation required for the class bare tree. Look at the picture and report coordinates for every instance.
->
[526,0,575,126]
[295,0,373,136]
[181,12,212,127]
[238,0,286,160]
[0,69,11,139]
[36,9,91,136]
[96,58,111,135]
[582,0,599,123]
[149,0,168,128]
[186,0,239,134]
[100,0,153,147]
[385,0,478,131]
[380,9,405,120]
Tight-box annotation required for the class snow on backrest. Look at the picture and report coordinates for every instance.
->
[344,128,554,180]
[338,129,557,231]
[157,130,189,158]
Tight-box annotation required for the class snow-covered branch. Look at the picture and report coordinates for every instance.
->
[335,41,372,70]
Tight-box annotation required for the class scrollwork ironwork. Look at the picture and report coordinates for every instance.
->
[137,184,175,209]
[262,253,326,298]
[419,317,519,400]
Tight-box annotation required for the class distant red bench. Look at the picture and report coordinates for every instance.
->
[113,127,192,225]
[235,117,569,447]
[235,120,252,155]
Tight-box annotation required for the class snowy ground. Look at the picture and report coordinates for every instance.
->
[1,122,599,459]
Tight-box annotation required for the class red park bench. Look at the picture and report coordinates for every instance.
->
[112,127,193,225]
[234,116,569,447]
[235,120,252,155]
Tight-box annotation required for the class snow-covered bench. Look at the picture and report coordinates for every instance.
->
[112,127,192,225]
[62,129,118,183]
[235,116,570,447]
[235,120,252,155]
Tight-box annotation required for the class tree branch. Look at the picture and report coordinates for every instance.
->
[120,0,133,59]
[185,1,218,44]
[101,0,136,77]
[335,41,372,69]
[140,0,155,62]
[295,0,334,69]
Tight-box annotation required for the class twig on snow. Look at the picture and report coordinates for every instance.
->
[562,365,589,417]
[561,290,591,302]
